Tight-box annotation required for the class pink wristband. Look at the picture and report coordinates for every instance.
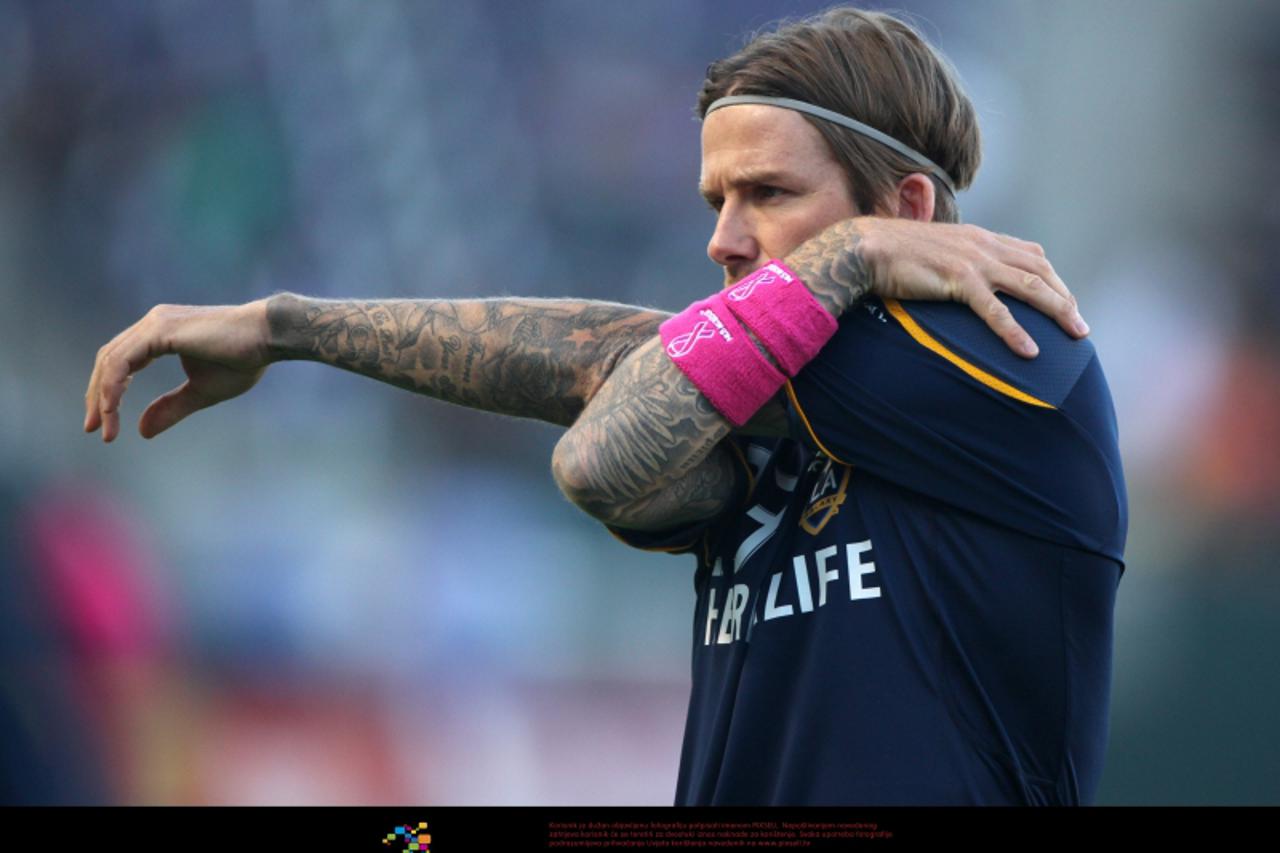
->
[722,260,838,377]
[660,294,786,427]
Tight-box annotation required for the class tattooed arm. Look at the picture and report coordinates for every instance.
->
[265,297,668,427]
[550,216,1088,531]
[550,220,873,530]
[83,294,672,442]
[85,212,1082,528]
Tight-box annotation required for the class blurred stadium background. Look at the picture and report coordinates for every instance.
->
[2,0,1278,805]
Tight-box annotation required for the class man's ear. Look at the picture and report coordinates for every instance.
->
[894,173,936,222]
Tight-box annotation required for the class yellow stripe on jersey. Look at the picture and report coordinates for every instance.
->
[883,299,1055,410]
[725,438,757,507]
[785,380,851,465]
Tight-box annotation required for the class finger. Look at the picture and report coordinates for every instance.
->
[99,369,127,443]
[139,381,209,439]
[968,287,1038,358]
[86,315,149,436]
[988,231,1058,281]
[1018,260,1088,338]
[988,238,1068,300]
[97,334,166,443]
[987,260,1087,339]
[992,242,1087,337]
[992,232,1047,260]
[90,347,123,441]
[86,338,124,435]
[85,347,105,433]
[96,351,133,443]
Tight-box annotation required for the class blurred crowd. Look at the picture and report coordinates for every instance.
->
[2,0,1277,805]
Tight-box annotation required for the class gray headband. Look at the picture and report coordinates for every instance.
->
[704,94,957,197]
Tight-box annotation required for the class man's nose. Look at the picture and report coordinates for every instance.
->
[706,203,759,274]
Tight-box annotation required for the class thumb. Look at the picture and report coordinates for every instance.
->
[138,381,211,439]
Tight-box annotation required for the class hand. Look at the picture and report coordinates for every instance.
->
[84,300,272,442]
[857,218,1087,357]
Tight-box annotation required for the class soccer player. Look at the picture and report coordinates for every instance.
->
[84,8,1123,805]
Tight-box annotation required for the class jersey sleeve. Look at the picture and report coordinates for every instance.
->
[604,436,755,557]
[786,296,1128,563]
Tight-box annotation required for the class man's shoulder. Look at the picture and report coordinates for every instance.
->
[876,294,1100,411]
[783,297,1127,563]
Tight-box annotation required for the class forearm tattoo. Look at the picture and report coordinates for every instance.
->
[266,294,665,426]
[554,338,742,529]
[784,219,872,317]
[554,218,871,529]
[263,220,869,530]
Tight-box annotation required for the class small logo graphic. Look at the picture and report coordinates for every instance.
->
[383,822,431,852]
[666,320,718,358]
[800,458,850,535]
[727,270,776,301]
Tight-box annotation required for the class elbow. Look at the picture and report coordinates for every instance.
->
[551,431,630,525]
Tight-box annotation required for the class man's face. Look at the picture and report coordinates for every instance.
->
[700,104,861,285]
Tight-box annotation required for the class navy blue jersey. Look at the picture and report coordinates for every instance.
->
[613,294,1127,806]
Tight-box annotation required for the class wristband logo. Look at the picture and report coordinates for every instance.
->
[666,321,718,358]
[726,270,777,302]
[666,308,733,359]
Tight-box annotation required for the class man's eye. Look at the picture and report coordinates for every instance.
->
[705,197,724,213]
[754,185,786,201]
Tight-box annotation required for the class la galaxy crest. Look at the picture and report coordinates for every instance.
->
[799,456,850,536]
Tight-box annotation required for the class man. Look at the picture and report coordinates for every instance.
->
[85,8,1123,805]
[550,9,1125,807]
